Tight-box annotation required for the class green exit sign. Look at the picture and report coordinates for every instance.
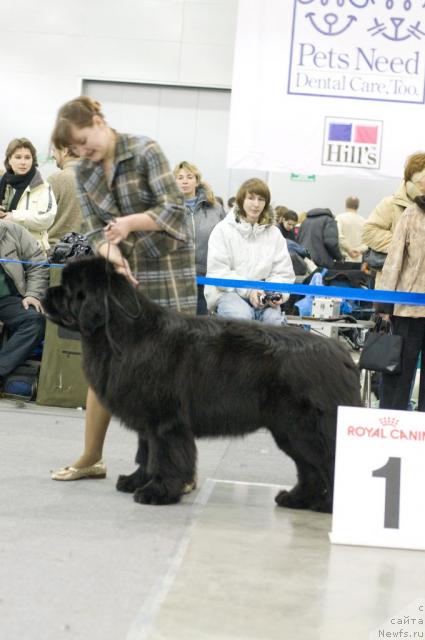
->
[290,173,316,182]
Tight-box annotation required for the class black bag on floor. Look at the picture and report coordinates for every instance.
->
[358,319,403,375]
[2,359,41,401]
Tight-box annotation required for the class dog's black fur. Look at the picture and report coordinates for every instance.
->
[43,256,361,512]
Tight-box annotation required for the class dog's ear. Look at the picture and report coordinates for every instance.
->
[78,296,106,335]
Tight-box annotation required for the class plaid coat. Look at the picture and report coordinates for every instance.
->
[76,133,196,313]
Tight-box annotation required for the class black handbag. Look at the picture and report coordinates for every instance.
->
[358,318,403,374]
[363,248,387,270]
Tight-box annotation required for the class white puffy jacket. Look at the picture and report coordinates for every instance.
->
[7,169,57,251]
[205,209,295,310]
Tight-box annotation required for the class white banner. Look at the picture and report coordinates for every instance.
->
[228,0,425,177]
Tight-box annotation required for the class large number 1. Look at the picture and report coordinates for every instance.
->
[372,457,401,529]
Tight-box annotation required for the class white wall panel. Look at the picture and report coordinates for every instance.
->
[193,90,231,193]
[0,34,181,80]
[0,0,236,176]
[182,1,238,45]
[75,0,185,41]
[157,87,199,160]
[73,39,182,81]
[121,85,162,137]
[0,72,80,168]
[83,80,234,200]
[179,43,234,86]
[3,0,185,41]
[267,172,400,221]
[0,0,396,216]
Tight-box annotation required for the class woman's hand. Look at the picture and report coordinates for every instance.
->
[22,296,43,313]
[248,289,265,309]
[0,208,11,219]
[114,257,138,286]
[104,218,132,244]
[97,242,138,286]
[265,295,283,308]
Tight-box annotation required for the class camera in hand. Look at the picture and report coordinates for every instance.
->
[50,232,93,264]
[260,292,282,304]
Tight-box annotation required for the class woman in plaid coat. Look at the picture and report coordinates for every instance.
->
[50,96,197,489]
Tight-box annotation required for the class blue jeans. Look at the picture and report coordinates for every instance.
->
[0,296,45,378]
[217,292,284,325]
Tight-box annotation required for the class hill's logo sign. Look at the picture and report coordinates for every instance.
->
[322,116,383,168]
[288,0,425,104]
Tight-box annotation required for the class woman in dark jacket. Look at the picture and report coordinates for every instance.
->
[174,161,225,314]
[275,206,298,241]
[298,207,342,269]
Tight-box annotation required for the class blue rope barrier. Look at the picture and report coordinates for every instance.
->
[198,276,425,306]
[2,257,424,305]
[0,258,63,268]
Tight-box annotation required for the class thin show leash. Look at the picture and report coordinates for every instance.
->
[103,240,142,359]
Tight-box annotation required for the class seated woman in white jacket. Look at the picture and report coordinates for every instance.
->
[0,138,57,251]
[205,178,295,324]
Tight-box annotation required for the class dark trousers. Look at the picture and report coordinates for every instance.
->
[380,316,425,411]
[0,296,45,378]
[196,284,208,316]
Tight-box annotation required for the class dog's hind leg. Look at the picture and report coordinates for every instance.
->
[271,412,335,513]
[133,423,197,506]
[116,437,152,493]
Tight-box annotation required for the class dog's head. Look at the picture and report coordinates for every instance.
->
[43,256,138,336]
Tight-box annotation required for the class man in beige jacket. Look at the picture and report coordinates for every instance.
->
[47,146,83,248]
[336,196,366,262]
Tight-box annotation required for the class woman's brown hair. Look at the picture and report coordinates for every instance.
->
[275,206,298,225]
[235,178,272,223]
[4,138,38,170]
[51,96,105,149]
[404,152,425,182]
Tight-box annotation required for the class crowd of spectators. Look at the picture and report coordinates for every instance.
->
[1,102,424,419]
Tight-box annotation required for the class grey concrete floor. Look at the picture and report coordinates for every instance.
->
[0,400,424,640]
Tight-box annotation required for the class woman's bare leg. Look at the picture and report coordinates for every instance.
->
[70,387,111,468]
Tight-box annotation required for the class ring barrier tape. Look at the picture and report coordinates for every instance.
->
[197,276,425,306]
[0,258,63,268]
[2,258,424,306]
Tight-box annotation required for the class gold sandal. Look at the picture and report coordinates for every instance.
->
[51,460,107,481]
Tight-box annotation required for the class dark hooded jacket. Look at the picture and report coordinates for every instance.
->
[298,208,342,269]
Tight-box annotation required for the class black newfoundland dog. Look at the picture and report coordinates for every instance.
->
[43,257,361,513]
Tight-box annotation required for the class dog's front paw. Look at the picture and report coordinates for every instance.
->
[275,489,308,510]
[275,488,332,513]
[116,466,150,493]
[133,481,182,506]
